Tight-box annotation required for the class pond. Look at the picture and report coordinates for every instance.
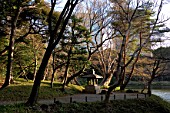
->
[126,82,170,102]
[152,89,170,102]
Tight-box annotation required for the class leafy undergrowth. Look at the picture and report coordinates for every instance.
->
[0,78,84,101]
[0,95,170,113]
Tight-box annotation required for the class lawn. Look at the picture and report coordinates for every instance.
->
[0,78,84,101]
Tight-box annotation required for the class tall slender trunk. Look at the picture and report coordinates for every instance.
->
[33,54,37,81]
[105,34,126,102]
[26,0,79,106]
[120,38,127,90]
[50,52,56,88]
[62,46,72,91]
[43,67,48,81]
[62,67,69,91]
[1,33,15,89]
[120,56,139,90]
[51,63,65,88]
[120,32,142,90]
[147,60,160,96]
[26,46,53,105]
[50,71,55,88]
[0,3,21,90]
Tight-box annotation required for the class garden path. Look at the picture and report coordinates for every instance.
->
[0,92,148,105]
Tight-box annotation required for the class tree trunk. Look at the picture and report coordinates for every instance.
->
[50,71,55,88]
[62,46,72,91]
[33,54,37,81]
[105,62,124,102]
[73,77,81,85]
[26,0,79,106]
[100,73,113,86]
[0,3,21,90]
[62,68,69,91]
[26,46,53,106]
[50,52,56,88]
[51,63,65,88]
[120,38,141,91]
[43,67,48,81]
[0,35,15,89]
[141,82,147,94]
[119,70,125,90]
[105,35,125,102]
[105,79,121,102]
[120,75,130,90]
[65,65,85,86]
[147,81,152,96]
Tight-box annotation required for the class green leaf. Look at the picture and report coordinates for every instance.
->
[13,6,17,9]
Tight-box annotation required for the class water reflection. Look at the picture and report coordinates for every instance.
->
[152,90,170,102]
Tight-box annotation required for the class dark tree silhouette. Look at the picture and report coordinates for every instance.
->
[26,0,80,106]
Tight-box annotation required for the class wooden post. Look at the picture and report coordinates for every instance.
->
[54,98,56,103]
[137,94,138,99]
[70,97,72,103]
[101,96,103,101]
[145,94,147,98]
[114,95,116,100]
[85,96,87,102]
[124,94,126,99]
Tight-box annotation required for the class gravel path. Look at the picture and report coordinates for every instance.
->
[0,93,148,105]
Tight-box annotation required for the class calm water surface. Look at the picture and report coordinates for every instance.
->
[152,89,170,102]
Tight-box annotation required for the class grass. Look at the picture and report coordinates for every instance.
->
[0,95,170,113]
[0,78,84,101]
[67,84,85,94]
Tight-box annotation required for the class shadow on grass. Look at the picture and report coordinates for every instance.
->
[0,85,33,101]
[41,81,63,88]
[0,80,84,102]
[0,84,65,101]
[0,78,84,102]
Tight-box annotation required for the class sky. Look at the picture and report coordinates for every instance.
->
[155,2,170,48]
[48,0,170,48]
